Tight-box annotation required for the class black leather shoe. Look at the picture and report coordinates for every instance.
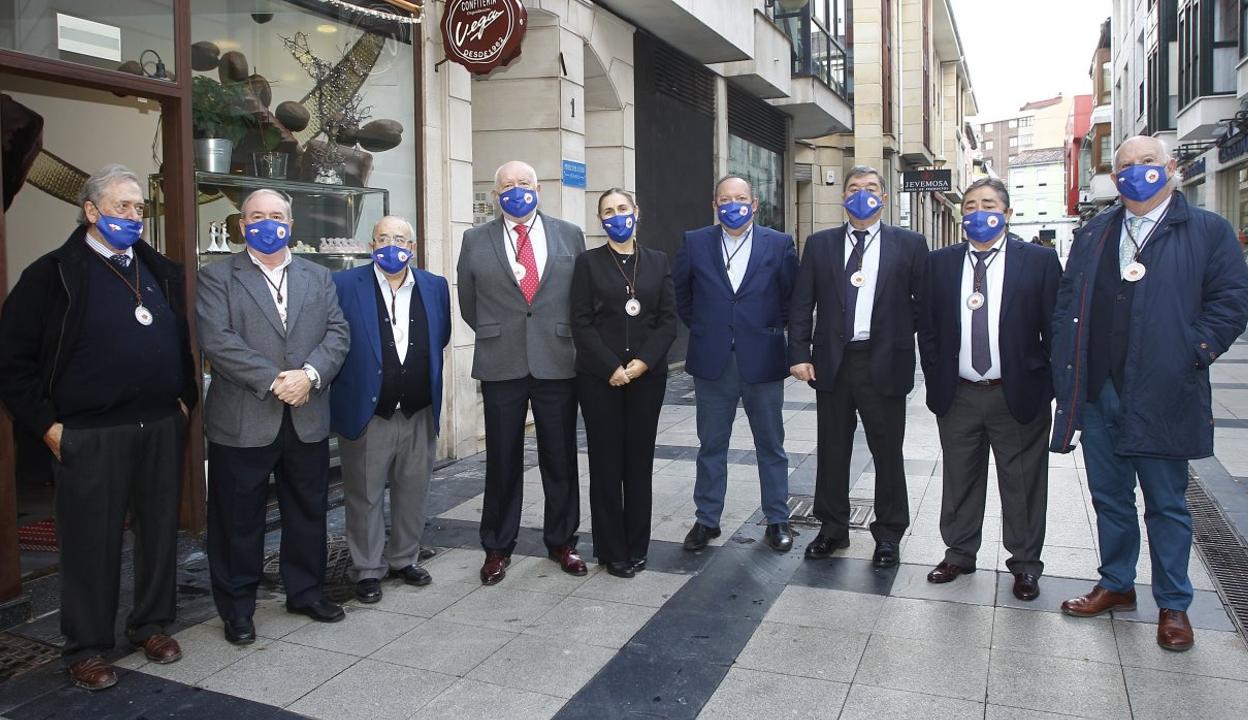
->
[605,561,636,578]
[1013,573,1041,601]
[390,564,432,586]
[764,522,795,552]
[629,557,647,573]
[683,523,721,552]
[223,617,256,646]
[287,598,346,623]
[355,578,382,603]
[804,534,850,559]
[872,541,900,568]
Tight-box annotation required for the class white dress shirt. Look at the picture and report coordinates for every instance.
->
[1118,193,1172,267]
[959,236,1008,381]
[374,263,415,365]
[504,214,548,282]
[248,249,321,389]
[843,220,882,341]
[86,232,134,263]
[721,224,754,293]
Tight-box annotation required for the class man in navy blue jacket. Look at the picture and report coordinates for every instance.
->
[1052,136,1248,651]
[673,175,799,552]
[918,178,1061,602]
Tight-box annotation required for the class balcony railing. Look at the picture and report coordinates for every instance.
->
[768,3,851,100]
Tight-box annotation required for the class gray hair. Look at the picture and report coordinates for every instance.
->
[1113,135,1171,171]
[964,177,1011,208]
[76,164,141,224]
[240,188,293,218]
[372,215,415,241]
[714,173,754,199]
[493,160,538,188]
[845,165,887,193]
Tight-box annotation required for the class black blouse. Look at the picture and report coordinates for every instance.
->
[571,244,677,381]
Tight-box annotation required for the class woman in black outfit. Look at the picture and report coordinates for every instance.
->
[572,188,677,578]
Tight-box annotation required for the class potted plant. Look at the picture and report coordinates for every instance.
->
[191,75,246,173]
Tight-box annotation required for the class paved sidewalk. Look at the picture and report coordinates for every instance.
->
[4,372,1247,720]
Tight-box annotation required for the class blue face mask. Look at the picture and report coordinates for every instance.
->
[962,210,1008,243]
[95,214,144,249]
[499,186,539,219]
[373,245,412,274]
[244,219,291,254]
[717,201,754,230]
[601,213,636,243]
[1114,164,1169,202]
[843,190,884,221]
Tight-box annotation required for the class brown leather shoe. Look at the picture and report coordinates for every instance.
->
[1061,585,1137,617]
[548,545,588,576]
[927,560,974,584]
[480,551,511,586]
[1157,609,1195,652]
[134,634,182,664]
[1013,573,1041,601]
[68,656,117,691]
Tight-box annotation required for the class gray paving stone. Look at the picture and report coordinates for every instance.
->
[282,606,425,657]
[838,684,985,720]
[410,678,566,720]
[436,587,563,633]
[369,618,517,677]
[1006,545,1100,581]
[855,634,990,702]
[286,659,456,720]
[421,548,495,584]
[993,573,1095,614]
[198,639,358,707]
[1113,619,1248,682]
[466,634,616,699]
[696,668,849,720]
[523,595,656,649]
[874,596,995,648]
[573,568,691,608]
[348,579,477,617]
[133,622,272,685]
[986,649,1129,719]
[764,585,884,633]
[1123,666,1248,720]
[985,706,1096,719]
[732,621,870,684]
[503,555,601,595]
[888,562,998,606]
[250,599,315,639]
[1113,588,1236,632]
[990,607,1119,664]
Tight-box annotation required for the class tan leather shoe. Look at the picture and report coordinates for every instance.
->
[68,656,117,691]
[1157,609,1195,652]
[1060,585,1136,617]
[134,634,182,664]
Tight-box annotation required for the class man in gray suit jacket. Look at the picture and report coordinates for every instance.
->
[457,160,587,585]
[197,188,350,645]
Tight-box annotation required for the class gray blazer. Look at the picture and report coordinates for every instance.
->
[197,252,350,447]
[457,213,586,381]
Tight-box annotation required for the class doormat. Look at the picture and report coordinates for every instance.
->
[17,518,56,553]
[0,632,59,682]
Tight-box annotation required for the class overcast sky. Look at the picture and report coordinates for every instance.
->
[950,0,1112,121]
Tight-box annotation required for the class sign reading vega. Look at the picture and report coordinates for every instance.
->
[440,0,528,75]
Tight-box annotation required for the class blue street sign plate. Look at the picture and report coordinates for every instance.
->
[562,159,586,189]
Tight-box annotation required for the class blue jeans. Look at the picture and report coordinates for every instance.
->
[693,352,790,526]
[1082,381,1193,611]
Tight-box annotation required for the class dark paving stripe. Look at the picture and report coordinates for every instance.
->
[788,556,898,596]
[1213,383,1248,390]
[1219,359,1248,364]
[1214,418,1248,428]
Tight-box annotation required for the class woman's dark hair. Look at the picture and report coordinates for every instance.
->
[597,187,637,214]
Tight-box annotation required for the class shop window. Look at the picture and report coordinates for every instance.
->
[0,0,176,78]
[728,134,786,233]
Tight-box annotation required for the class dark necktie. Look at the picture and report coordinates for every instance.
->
[844,230,867,341]
[109,253,132,270]
[971,249,994,375]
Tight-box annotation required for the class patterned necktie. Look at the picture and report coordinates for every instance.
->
[109,253,132,270]
[844,230,867,341]
[513,223,540,304]
[1121,215,1147,276]
[971,250,994,375]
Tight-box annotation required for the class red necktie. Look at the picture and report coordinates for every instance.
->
[514,223,540,304]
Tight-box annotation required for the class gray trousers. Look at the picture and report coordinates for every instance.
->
[935,383,1049,576]
[339,407,436,581]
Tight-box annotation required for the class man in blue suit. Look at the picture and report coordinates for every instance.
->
[673,175,799,552]
[330,216,451,604]
[789,166,928,568]
[917,178,1061,602]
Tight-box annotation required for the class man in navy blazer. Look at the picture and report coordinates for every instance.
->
[917,178,1061,602]
[330,216,450,604]
[673,174,799,552]
[789,166,927,568]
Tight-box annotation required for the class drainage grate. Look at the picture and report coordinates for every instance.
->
[262,536,438,603]
[1186,472,1248,639]
[766,495,873,528]
[0,632,60,682]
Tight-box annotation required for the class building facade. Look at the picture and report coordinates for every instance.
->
[1008,147,1075,252]
[976,95,1074,180]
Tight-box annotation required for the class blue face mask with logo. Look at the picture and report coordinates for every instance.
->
[843,190,884,221]
[95,214,144,249]
[962,210,1007,243]
[602,213,636,243]
[499,186,539,218]
[717,201,754,230]
[1114,164,1169,202]
[244,219,291,254]
[373,245,411,274]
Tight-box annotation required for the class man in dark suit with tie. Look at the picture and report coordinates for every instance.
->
[917,178,1062,601]
[789,165,928,568]
[673,174,799,553]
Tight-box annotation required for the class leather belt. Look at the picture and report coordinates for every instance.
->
[960,378,1003,387]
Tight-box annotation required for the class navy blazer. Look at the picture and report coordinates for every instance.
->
[788,224,928,397]
[917,236,1062,424]
[330,264,451,440]
[672,223,799,384]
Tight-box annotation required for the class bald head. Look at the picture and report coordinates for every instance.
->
[1113,135,1171,172]
[372,215,414,245]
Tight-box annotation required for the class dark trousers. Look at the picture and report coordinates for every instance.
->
[814,344,909,542]
[577,371,666,563]
[935,383,1049,575]
[207,409,329,622]
[53,412,184,661]
[480,376,579,554]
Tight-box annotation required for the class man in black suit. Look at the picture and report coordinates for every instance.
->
[789,166,928,568]
[917,178,1062,601]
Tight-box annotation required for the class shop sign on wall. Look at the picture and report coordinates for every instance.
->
[561,159,586,189]
[441,0,527,75]
[899,169,952,193]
